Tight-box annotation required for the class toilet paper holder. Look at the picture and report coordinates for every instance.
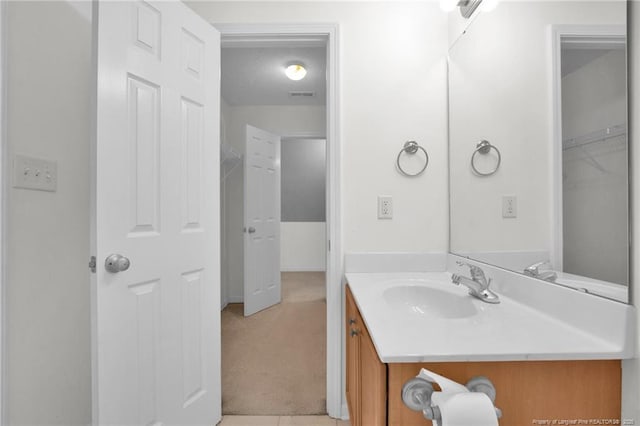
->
[401,374,502,421]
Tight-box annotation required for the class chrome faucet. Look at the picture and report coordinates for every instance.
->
[523,260,557,282]
[451,261,500,304]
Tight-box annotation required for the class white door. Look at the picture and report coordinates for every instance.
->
[244,125,281,316]
[91,1,221,424]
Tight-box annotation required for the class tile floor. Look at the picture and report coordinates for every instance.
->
[219,415,350,426]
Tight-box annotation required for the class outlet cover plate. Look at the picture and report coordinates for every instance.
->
[378,195,393,219]
[502,195,517,218]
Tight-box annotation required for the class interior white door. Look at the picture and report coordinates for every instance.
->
[91,1,221,424]
[244,125,282,316]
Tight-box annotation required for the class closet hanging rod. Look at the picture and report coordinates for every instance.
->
[562,123,626,151]
[221,145,242,163]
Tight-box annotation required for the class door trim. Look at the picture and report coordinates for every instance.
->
[216,23,343,419]
[0,1,5,423]
[549,24,626,272]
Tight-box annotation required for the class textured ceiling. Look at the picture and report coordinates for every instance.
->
[221,46,327,106]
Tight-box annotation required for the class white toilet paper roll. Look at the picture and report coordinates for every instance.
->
[431,392,499,426]
[418,368,469,393]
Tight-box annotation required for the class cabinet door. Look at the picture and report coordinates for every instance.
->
[345,287,360,426]
[360,324,387,426]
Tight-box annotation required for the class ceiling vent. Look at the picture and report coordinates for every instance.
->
[288,91,315,98]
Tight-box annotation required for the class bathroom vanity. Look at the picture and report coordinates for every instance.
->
[344,2,633,424]
[344,268,632,426]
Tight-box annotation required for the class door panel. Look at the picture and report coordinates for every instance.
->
[128,76,161,235]
[244,125,281,316]
[181,269,205,407]
[92,1,221,424]
[181,97,204,231]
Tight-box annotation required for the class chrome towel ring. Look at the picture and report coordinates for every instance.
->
[471,140,501,176]
[397,141,429,177]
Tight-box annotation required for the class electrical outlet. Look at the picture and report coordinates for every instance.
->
[502,195,517,218]
[13,154,57,192]
[378,196,393,219]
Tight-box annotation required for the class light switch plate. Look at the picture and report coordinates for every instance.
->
[13,154,57,192]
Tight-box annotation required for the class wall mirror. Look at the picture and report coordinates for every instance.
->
[448,1,628,303]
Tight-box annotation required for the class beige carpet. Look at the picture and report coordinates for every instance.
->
[222,272,327,415]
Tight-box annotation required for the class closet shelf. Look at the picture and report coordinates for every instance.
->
[562,123,626,151]
[221,144,242,163]
[221,144,242,180]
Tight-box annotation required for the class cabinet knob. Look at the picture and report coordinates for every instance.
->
[350,329,360,337]
[349,317,357,325]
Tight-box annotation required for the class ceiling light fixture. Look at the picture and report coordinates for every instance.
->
[285,63,307,81]
[440,0,496,18]
[457,0,482,18]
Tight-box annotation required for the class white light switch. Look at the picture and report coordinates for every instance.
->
[502,195,517,218]
[378,196,393,219]
[14,154,57,192]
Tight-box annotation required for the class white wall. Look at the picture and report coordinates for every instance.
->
[448,2,625,255]
[225,105,326,146]
[188,1,450,256]
[562,49,628,285]
[281,222,326,271]
[220,104,327,303]
[623,1,639,420]
[198,4,449,416]
[6,1,92,424]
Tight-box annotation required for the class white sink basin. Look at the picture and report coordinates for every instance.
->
[345,271,635,363]
[383,284,478,319]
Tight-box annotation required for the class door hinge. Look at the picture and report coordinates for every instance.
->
[89,256,96,273]
[328,239,331,251]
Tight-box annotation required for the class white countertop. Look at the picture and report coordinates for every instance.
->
[346,271,631,363]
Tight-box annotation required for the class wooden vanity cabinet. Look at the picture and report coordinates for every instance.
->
[346,286,386,426]
[345,285,622,426]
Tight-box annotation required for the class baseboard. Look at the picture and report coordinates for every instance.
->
[228,295,243,304]
[280,267,326,272]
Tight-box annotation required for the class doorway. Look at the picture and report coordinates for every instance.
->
[551,25,628,289]
[216,25,341,417]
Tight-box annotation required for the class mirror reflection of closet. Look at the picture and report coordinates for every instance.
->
[447,1,629,303]
[559,33,628,288]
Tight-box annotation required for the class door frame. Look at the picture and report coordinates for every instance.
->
[215,23,343,419]
[549,24,626,271]
[0,1,6,422]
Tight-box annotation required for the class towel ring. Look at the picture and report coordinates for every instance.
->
[397,141,429,177]
[471,140,501,176]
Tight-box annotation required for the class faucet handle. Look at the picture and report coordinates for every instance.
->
[524,260,552,274]
[455,260,473,270]
[456,261,485,279]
